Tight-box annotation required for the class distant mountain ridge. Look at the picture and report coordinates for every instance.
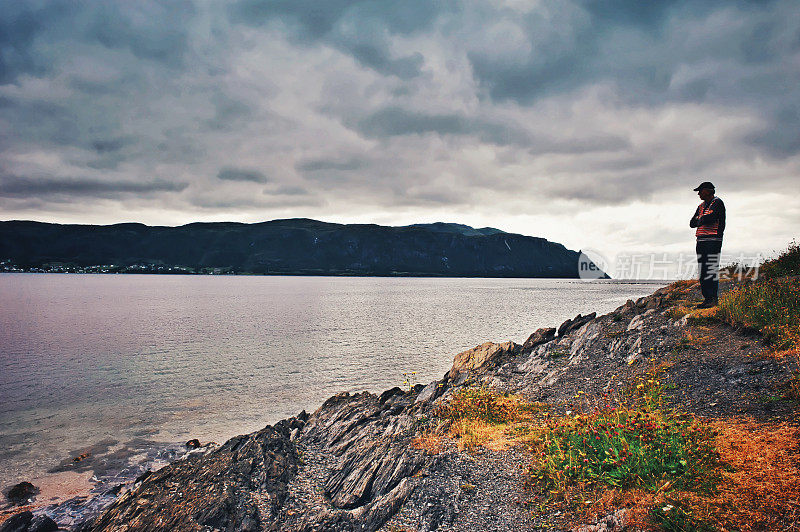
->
[404,222,505,237]
[0,218,589,277]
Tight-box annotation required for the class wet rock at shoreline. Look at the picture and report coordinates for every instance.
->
[79,421,299,531]
[5,482,39,506]
[27,516,59,532]
[0,511,32,532]
[0,512,60,532]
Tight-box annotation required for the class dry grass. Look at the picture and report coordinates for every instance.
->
[410,432,445,455]
[538,418,800,531]
[448,418,532,451]
[671,418,800,531]
[667,303,694,319]
[434,387,546,451]
[668,279,699,291]
[675,330,713,350]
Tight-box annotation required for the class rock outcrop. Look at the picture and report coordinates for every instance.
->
[79,421,301,531]
[445,341,519,384]
[0,512,58,532]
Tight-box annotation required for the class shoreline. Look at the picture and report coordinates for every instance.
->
[1,440,190,529]
[6,283,677,529]
[0,278,664,502]
[5,275,797,530]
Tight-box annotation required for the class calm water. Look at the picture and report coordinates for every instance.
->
[0,274,664,490]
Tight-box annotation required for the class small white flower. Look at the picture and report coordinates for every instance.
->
[663,505,674,512]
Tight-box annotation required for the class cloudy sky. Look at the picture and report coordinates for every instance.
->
[1,0,799,269]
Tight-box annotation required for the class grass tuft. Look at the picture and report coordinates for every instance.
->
[435,387,542,451]
[675,330,712,351]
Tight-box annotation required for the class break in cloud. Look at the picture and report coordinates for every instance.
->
[1,0,799,266]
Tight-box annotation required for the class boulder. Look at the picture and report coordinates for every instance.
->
[521,328,556,353]
[414,381,441,404]
[6,482,39,506]
[645,296,663,310]
[0,511,32,532]
[185,439,201,449]
[446,341,518,383]
[28,516,59,532]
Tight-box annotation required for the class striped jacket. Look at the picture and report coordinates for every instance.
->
[689,197,726,240]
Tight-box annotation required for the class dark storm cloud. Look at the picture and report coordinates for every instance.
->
[0,1,193,85]
[457,0,800,164]
[0,176,188,199]
[0,2,63,83]
[92,138,128,153]
[0,0,799,230]
[349,46,425,79]
[467,0,797,107]
[190,194,322,210]
[354,106,632,154]
[227,0,439,38]
[296,157,368,172]
[582,0,683,28]
[227,0,438,78]
[202,92,261,132]
[356,106,532,146]
[269,185,310,196]
[217,168,268,183]
[745,106,800,157]
[85,2,194,67]
[528,135,631,156]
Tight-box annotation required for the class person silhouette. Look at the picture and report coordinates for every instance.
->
[689,182,726,308]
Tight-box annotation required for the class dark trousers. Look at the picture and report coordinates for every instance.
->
[696,239,722,302]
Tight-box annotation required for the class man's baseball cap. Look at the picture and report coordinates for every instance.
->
[693,181,715,191]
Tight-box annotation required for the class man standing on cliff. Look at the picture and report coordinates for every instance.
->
[690,182,726,308]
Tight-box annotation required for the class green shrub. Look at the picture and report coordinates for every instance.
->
[530,383,721,493]
[760,241,800,279]
[717,277,800,354]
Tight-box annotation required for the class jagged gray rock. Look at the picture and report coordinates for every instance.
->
[521,327,556,353]
[27,516,59,532]
[78,420,301,531]
[557,312,596,337]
